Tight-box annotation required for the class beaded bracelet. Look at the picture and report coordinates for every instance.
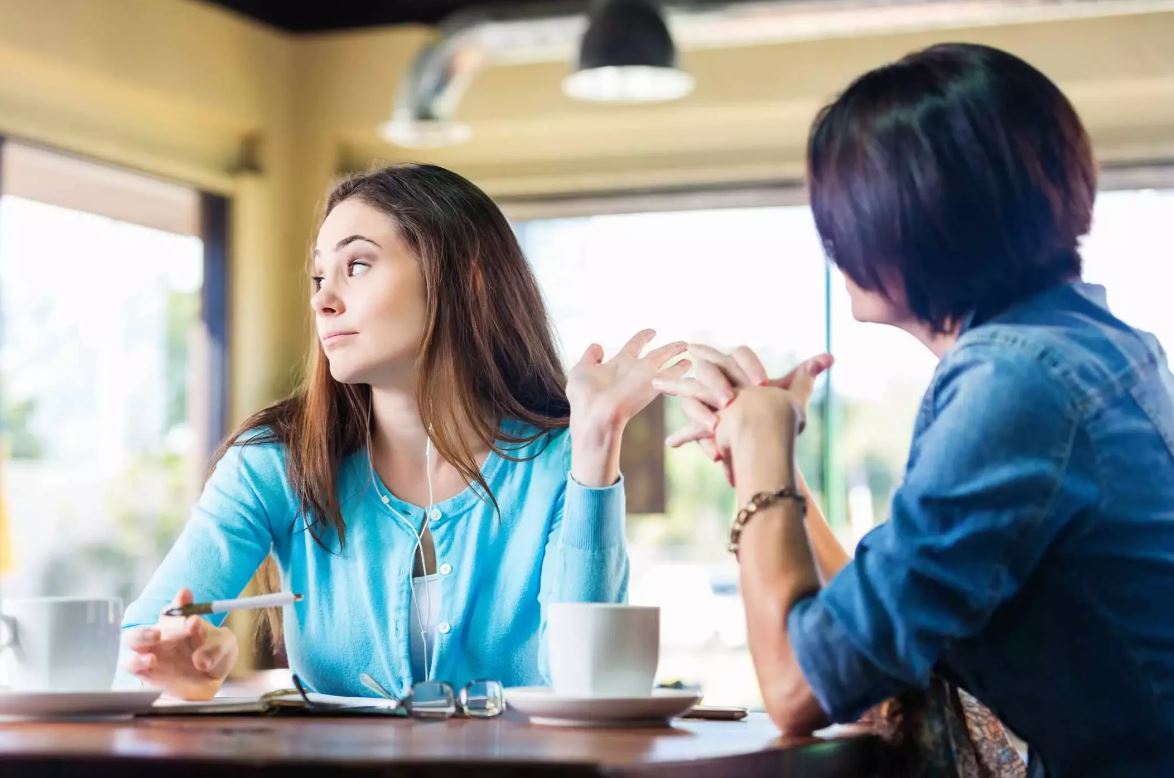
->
[728,487,807,557]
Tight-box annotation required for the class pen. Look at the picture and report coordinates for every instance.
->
[163,592,303,617]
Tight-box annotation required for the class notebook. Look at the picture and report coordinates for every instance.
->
[144,689,403,716]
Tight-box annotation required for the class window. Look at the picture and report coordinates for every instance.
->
[826,269,935,542]
[0,141,226,603]
[513,176,1174,707]
[826,180,1174,544]
[1082,185,1174,349]
[514,201,828,707]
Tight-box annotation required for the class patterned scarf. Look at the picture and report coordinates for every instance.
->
[868,677,1027,777]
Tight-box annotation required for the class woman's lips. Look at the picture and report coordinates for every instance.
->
[322,331,357,344]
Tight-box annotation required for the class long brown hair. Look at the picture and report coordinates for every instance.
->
[214,163,570,648]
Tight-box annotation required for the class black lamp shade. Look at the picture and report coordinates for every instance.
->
[576,0,679,70]
[565,0,694,102]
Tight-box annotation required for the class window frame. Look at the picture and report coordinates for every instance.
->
[0,135,231,458]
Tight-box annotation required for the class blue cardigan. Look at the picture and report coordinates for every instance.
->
[121,420,629,697]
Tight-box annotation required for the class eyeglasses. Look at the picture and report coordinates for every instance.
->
[287,673,505,719]
[403,678,506,719]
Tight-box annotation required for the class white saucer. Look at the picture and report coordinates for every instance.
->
[0,689,161,718]
[503,687,702,728]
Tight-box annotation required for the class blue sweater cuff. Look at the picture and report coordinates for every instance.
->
[560,473,626,550]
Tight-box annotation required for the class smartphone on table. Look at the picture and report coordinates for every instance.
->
[680,705,749,721]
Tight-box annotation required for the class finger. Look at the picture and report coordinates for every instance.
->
[681,398,719,434]
[192,640,228,675]
[184,616,208,649]
[126,628,161,652]
[666,422,712,448]
[655,359,691,382]
[770,353,834,389]
[651,377,726,410]
[770,363,801,390]
[642,341,687,366]
[688,344,752,387]
[723,458,736,487]
[574,343,605,369]
[731,346,769,386]
[694,360,736,407]
[801,353,835,381]
[619,329,657,359]
[161,588,193,616]
[157,589,194,635]
[780,376,815,432]
[789,354,834,407]
[697,437,722,462]
[126,652,157,678]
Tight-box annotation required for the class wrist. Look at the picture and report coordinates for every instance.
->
[570,413,625,488]
[727,393,800,437]
[571,404,626,440]
[729,486,807,557]
[731,432,798,498]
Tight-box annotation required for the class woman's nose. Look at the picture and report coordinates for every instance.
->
[312,282,344,316]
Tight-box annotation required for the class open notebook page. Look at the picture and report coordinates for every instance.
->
[147,690,401,715]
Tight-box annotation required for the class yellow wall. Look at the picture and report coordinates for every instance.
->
[2,0,1173,421]
[0,0,303,423]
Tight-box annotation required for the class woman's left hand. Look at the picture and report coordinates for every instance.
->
[654,345,833,485]
[566,329,690,486]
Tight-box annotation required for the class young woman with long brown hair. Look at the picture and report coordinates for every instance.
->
[119,164,688,701]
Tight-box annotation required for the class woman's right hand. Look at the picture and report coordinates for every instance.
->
[122,588,238,700]
[656,346,834,485]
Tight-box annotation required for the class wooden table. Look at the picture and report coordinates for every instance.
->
[0,711,887,777]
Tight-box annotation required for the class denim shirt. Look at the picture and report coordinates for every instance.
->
[788,282,1174,777]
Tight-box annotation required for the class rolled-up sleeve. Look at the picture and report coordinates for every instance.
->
[788,343,1081,721]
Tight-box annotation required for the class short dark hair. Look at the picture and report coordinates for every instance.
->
[807,43,1096,331]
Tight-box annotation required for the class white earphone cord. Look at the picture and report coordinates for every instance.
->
[420,436,435,682]
[366,431,437,685]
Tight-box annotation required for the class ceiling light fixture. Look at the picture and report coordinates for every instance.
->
[563,0,694,103]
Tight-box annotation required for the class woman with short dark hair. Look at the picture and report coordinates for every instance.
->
[808,43,1096,333]
[659,44,1174,776]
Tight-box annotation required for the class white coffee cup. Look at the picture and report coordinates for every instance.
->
[547,603,659,697]
[0,597,123,692]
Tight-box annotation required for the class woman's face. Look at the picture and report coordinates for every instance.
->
[843,273,909,326]
[311,198,428,386]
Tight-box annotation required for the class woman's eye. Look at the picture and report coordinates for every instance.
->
[311,276,323,291]
[348,261,370,277]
